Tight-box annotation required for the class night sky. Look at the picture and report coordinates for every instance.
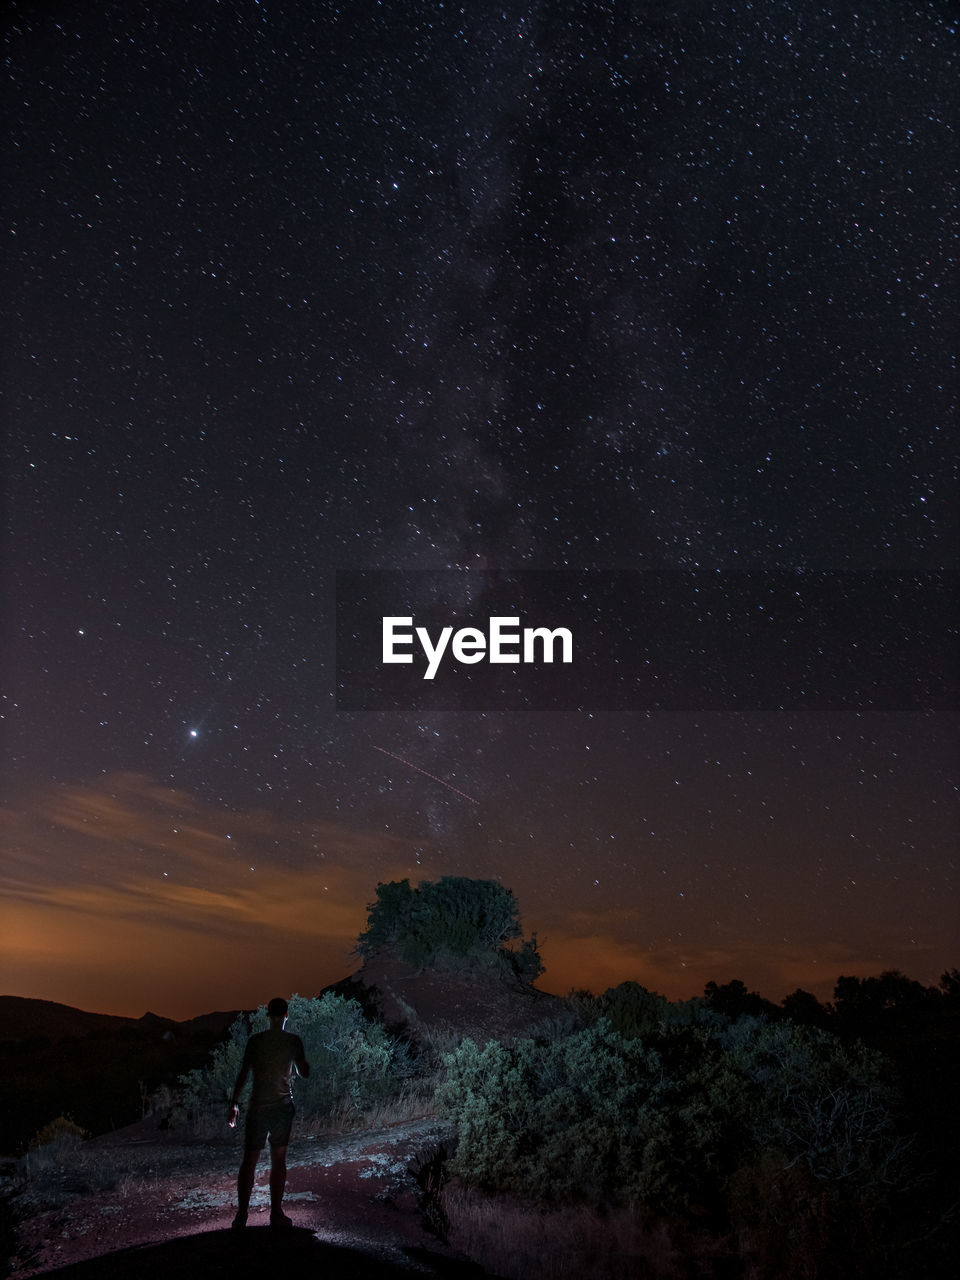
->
[2,0,957,1020]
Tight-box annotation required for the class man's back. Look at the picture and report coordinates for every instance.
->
[242,1027,307,1106]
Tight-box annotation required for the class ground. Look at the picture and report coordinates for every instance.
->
[3,1114,497,1279]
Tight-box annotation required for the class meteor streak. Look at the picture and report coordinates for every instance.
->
[372,745,480,804]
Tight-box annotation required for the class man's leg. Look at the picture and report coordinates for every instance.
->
[234,1149,259,1228]
[269,1143,290,1226]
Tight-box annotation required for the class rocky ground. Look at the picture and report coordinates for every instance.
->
[332,954,575,1046]
[2,1114,497,1279]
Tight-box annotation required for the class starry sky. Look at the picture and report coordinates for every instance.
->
[2,0,957,1020]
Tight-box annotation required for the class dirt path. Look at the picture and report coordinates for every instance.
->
[4,1116,495,1279]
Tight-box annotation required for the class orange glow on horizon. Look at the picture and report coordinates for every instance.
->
[2,772,953,1019]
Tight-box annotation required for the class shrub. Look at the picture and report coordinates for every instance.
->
[436,1011,908,1241]
[176,992,411,1135]
[18,1116,108,1193]
[710,1016,906,1191]
[27,1115,88,1153]
[21,1115,89,1176]
[436,1024,674,1207]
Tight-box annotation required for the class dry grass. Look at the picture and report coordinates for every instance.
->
[14,1116,229,1211]
[439,1182,691,1280]
[415,1025,469,1061]
[439,1177,888,1280]
[312,1076,440,1137]
[16,1139,136,1207]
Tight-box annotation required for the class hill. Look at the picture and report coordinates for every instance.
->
[340,875,571,1043]
[0,999,239,1155]
[0,997,239,1045]
[326,950,574,1045]
[0,996,140,1044]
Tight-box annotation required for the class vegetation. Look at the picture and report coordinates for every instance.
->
[437,1014,903,1205]
[435,972,960,1280]
[15,1116,129,1206]
[26,1116,88,1153]
[356,876,544,981]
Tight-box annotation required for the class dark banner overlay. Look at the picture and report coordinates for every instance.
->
[335,571,957,712]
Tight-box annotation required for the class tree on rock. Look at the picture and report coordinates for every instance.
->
[356,875,544,981]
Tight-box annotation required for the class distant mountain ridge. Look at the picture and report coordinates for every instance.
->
[0,995,238,1043]
[0,997,243,1153]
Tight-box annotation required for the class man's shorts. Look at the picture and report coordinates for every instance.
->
[244,1099,295,1151]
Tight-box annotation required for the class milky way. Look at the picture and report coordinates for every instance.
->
[1,1,956,1016]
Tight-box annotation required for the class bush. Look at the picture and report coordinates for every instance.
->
[710,1016,906,1190]
[21,1115,89,1177]
[176,992,411,1135]
[436,1024,674,1207]
[27,1115,88,1153]
[436,1010,908,1269]
[356,876,543,980]
[17,1116,114,1194]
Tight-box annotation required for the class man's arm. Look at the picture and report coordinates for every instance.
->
[228,1043,252,1126]
[294,1035,310,1079]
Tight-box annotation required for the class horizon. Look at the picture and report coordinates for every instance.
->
[3,767,956,1023]
[5,952,954,1027]
[3,919,953,1026]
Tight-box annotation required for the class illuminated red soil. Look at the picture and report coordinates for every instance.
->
[6,1117,494,1278]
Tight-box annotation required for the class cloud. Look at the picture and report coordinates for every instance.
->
[0,773,422,1018]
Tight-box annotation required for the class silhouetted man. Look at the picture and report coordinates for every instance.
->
[228,996,310,1230]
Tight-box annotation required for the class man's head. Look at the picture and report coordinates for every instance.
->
[267,996,289,1020]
